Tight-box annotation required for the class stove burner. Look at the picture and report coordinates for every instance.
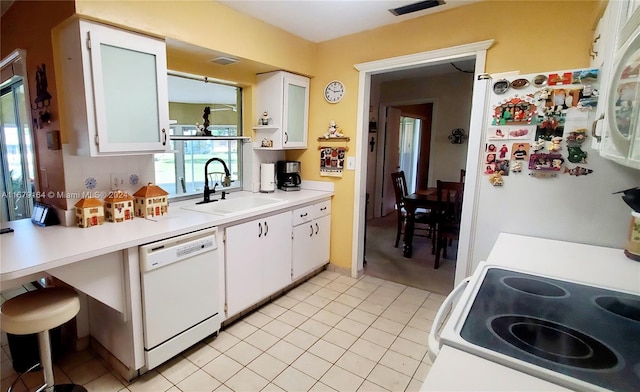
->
[595,296,640,322]
[490,315,619,369]
[501,276,568,298]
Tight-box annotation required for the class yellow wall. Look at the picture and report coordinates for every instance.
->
[2,0,599,271]
[304,0,599,269]
[73,0,317,77]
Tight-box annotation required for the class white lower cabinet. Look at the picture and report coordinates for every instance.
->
[225,211,292,317]
[292,200,331,281]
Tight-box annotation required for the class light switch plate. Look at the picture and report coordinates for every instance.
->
[346,157,356,170]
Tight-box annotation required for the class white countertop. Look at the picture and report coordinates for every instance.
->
[485,233,640,294]
[0,190,332,284]
[421,233,640,391]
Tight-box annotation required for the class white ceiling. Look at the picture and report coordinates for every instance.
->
[218,0,479,43]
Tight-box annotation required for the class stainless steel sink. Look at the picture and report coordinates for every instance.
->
[181,196,285,215]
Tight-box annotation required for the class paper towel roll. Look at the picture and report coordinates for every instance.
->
[260,163,276,193]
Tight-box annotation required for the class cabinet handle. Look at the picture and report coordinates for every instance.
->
[284,131,288,144]
[162,128,167,146]
[320,207,327,211]
[309,224,313,237]
[264,221,269,236]
[300,213,308,218]
[258,222,263,237]
[592,113,604,142]
[315,223,319,235]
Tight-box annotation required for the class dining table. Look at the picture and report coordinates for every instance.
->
[402,188,439,258]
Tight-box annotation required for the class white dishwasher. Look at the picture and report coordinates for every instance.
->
[139,227,221,370]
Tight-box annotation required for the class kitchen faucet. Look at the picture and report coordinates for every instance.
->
[197,157,232,204]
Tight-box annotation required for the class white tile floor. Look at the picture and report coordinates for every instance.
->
[1,270,444,392]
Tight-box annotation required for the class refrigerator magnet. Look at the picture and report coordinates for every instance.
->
[511,78,530,89]
[533,74,548,87]
[493,79,510,94]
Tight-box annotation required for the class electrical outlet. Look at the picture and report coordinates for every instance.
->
[110,173,126,190]
[346,157,356,170]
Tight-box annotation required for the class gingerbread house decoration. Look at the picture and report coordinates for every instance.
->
[133,183,168,218]
[74,198,105,228]
[104,190,134,223]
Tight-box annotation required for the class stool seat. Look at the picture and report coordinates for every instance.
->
[1,287,80,335]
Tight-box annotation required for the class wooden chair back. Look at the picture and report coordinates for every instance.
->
[391,171,409,211]
[436,180,464,224]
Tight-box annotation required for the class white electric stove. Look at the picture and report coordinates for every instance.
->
[425,234,640,392]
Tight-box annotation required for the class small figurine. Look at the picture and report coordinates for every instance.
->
[512,161,523,173]
[532,138,546,152]
[564,166,594,176]
[489,171,504,186]
[260,111,270,126]
[548,136,563,152]
[552,158,564,170]
[195,122,206,136]
[324,120,343,138]
[202,106,211,136]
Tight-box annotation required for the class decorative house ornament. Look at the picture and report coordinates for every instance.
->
[104,190,134,223]
[133,183,168,218]
[74,198,105,228]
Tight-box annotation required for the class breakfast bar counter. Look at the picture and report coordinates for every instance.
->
[0,190,332,285]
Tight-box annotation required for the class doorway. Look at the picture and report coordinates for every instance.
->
[0,78,36,222]
[353,40,494,287]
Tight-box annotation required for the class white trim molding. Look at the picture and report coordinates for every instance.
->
[351,39,494,281]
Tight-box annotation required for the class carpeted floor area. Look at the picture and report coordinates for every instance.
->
[363,214,455,296]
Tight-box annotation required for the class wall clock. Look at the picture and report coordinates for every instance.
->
[324,80,345,103]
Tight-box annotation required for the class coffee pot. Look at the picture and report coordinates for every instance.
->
[276,160,301,191]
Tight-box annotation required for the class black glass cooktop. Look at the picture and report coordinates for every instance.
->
[460,268,640,391]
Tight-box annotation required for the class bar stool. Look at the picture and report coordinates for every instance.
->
[1,287,87,392]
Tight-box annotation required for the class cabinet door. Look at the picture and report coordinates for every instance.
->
[262,211,292,295]
[292,222,315,281]
[282,75,309,149]
[225,220,262,316]
[313,215,331,269]
[86,22,169,153]
[604,28,640,168]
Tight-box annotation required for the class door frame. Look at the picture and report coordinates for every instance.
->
[353,39,494,283]
[374,100,434,218]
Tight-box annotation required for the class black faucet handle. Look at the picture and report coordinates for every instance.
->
[221,191,226,200]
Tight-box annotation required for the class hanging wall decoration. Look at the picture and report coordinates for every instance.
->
[320,146,346,177]
[32,64,52,110]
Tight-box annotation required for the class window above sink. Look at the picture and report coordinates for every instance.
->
[155,72,245,198]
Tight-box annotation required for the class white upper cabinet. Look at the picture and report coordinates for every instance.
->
[55,19,170,156]
[254,71,309,150]
[593,1,640,169]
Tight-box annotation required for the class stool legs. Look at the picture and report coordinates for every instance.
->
[37,330,55,392]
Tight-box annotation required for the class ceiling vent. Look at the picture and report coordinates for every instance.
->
[389,0,445,16]
[210,56,238,66]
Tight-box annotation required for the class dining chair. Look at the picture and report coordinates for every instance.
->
[434,180,464,269]
[391,171,434,248]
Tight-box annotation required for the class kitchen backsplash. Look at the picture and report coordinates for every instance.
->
[60,144,155,224]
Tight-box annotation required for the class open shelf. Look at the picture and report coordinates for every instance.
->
[170,136,251,142]
[317,136,350,142]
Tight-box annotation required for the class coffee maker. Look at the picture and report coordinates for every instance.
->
[276,160,301,191]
